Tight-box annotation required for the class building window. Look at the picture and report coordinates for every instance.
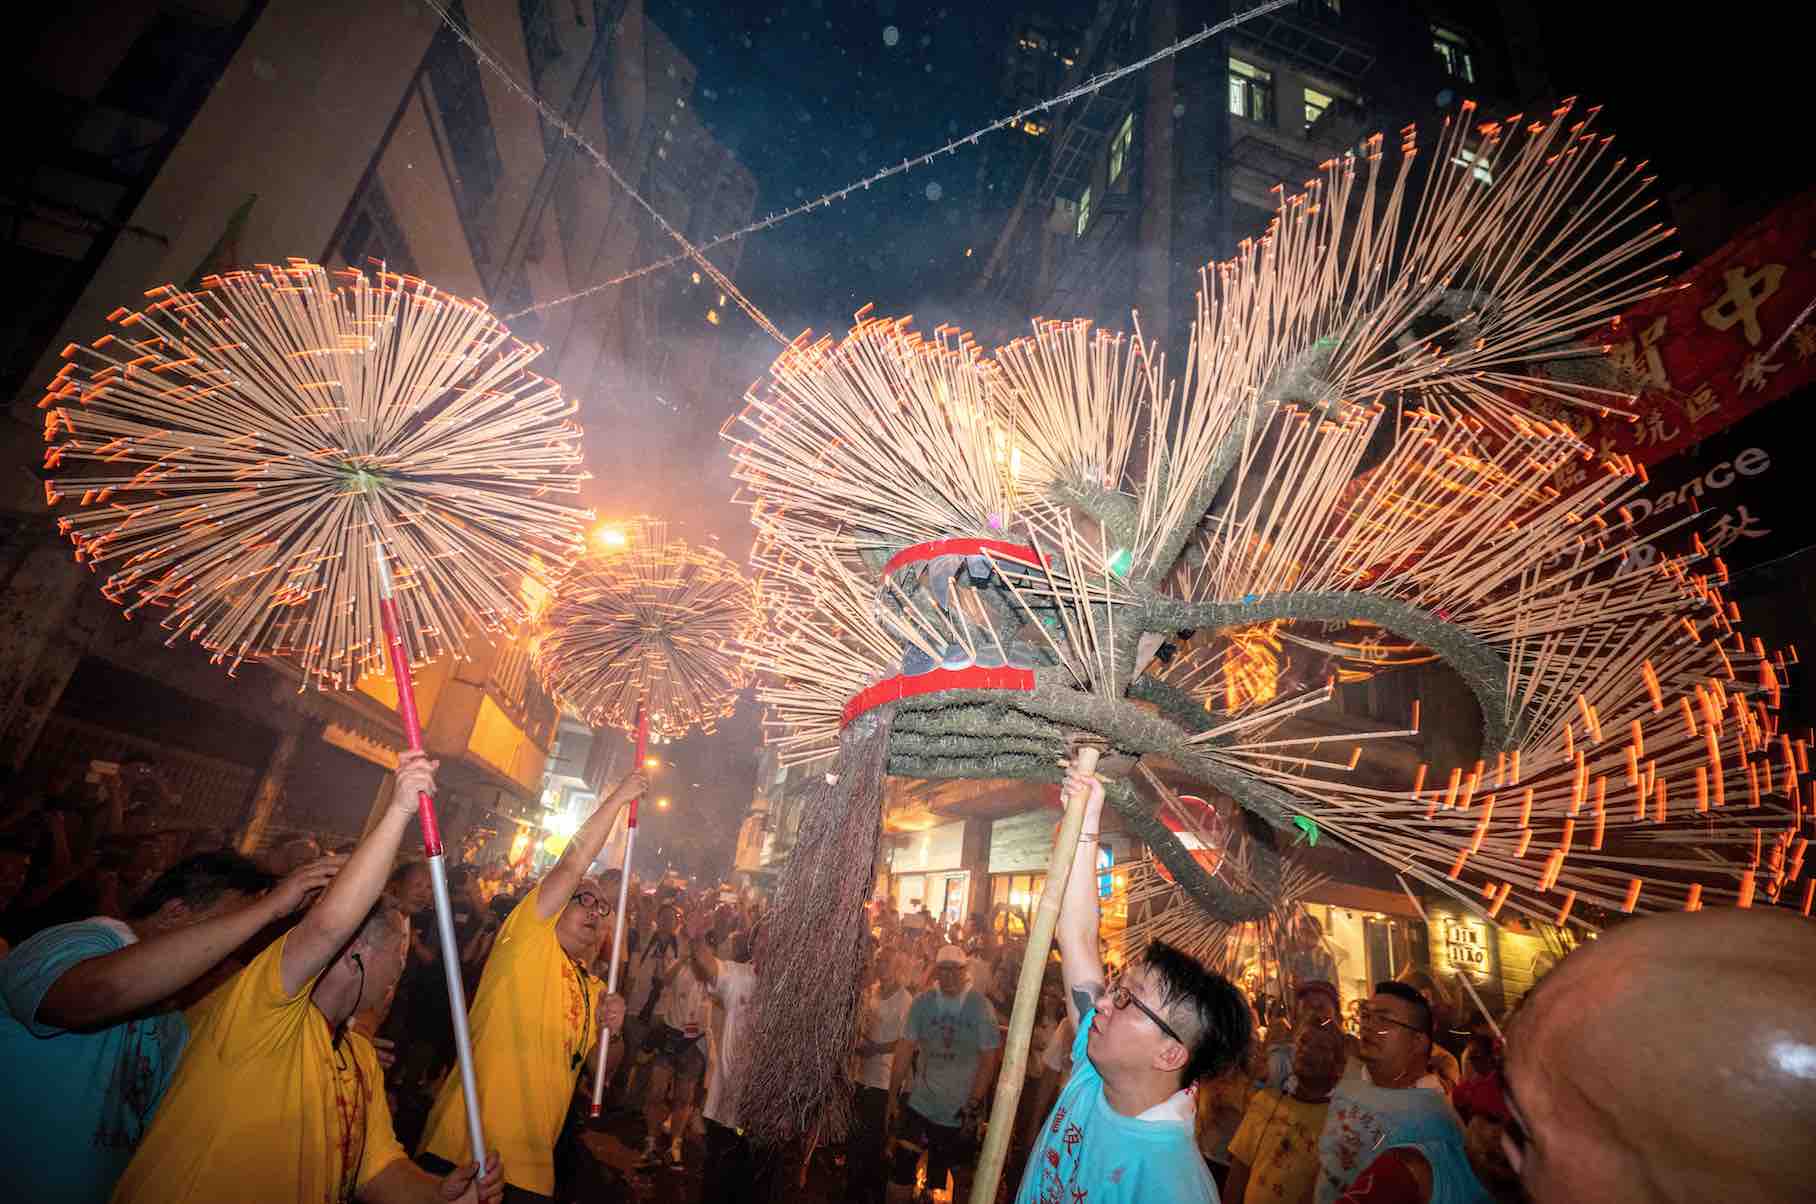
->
[519,0,562,90]
[1109,112,1134,184]
[1454,148,1493,185]
[1303,87,1333,133]
[426,20,505,233]
[1229,58,1274,125]
[1432,26,1476,83]
[991,872,1046,934]
[1076,185,1093,237]
[341,184,416,276]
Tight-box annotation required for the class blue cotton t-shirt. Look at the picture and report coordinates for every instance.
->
[0,918,189,1204]
[905,987,1002,1126]
[1015,1007,1218,1204]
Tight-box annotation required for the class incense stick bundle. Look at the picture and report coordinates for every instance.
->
[42,260,591,688]
[534,517,755,737]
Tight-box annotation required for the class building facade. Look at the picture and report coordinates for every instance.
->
[972,0,1551,344]
[1,0,755,857]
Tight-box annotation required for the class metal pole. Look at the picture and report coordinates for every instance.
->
[590,702,648,1115]
[374,545,486,1164]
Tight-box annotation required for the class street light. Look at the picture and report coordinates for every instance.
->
[644,756,660,769]
[656,796,671,810]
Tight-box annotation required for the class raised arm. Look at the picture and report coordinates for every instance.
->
[535,771,647,921]
[684,908,720,989]
[280,752,437,997]
[36,856,342,1031]
[1056,767,1108,1030]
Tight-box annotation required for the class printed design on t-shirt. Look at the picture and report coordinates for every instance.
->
[1029,1104,1118,1204]
[563,959,592,1068]
[1322,1094,1386,1197]
[94,1017,165,1150]
[330,1048,370,1203]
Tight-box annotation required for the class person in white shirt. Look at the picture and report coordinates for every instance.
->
[639,907,711,1170]
[681,908,773,1204]
[853,949,914,1204]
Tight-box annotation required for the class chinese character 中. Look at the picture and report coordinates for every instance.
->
[1735,352,1783,393]
[1705,507,1770,555]
[1701,264,1785,346]
[1607,315,1671,392]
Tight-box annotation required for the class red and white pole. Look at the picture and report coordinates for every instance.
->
[590,703,648,1116]
[374,545,487,1163]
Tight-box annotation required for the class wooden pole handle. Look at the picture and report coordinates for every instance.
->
[968,745,1100,1204]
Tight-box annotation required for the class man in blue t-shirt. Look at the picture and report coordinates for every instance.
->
[1016,768,1254,1204]
[0,848,338,1203]
[891,942,1001,1203]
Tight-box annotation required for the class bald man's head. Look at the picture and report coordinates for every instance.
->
[1504,909,1816,1204]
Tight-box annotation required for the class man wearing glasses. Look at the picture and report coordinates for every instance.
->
[419,770,646,1203]
[1313,983,1487,1204]
[1013,767,1253,1204]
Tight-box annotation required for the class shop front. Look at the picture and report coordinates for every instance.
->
[890,817,971,928]
[986,809,1131,940]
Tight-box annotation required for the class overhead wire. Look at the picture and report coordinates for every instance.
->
[424,0,1294,324]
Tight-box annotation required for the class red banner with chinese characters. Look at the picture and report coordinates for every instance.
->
[1523,188,1816,465]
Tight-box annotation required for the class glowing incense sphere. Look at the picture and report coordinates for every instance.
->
[41,260,591,689]
[535,517,755,737]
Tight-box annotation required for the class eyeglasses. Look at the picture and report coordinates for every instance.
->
[1109,980,1184,1046]
[569,891,609,916]
[1358,1007,1428,1038]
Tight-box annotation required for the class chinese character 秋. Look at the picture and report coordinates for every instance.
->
[1701,264,1786,346]
[1735,352,1783,394]
[1705,507,1771,555]
[1607,316,1671,392]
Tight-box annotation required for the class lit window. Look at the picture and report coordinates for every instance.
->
[706,309,720,325]
[1432,26,1475,83]
[1109,112,1134,183]
[1304,87,1333,132]
[1229,58,1274,125]
[718,293,727,306]
[690,271,701,284]
[1076,185,1092,237]
[1454,148,1493,185]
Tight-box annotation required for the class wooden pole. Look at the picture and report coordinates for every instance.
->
[969,743,1101,1204]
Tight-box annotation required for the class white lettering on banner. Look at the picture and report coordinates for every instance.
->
[1620,445,1775,570]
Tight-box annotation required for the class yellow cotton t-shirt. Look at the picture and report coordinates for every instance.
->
[421,881,603,1195]
[110,931,406,1204]
[1227,1087,1332,1204]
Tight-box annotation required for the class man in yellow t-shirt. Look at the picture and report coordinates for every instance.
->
[1224,1021,1346,1204]
[420,770,644,1202]
[112,751,503,1204]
